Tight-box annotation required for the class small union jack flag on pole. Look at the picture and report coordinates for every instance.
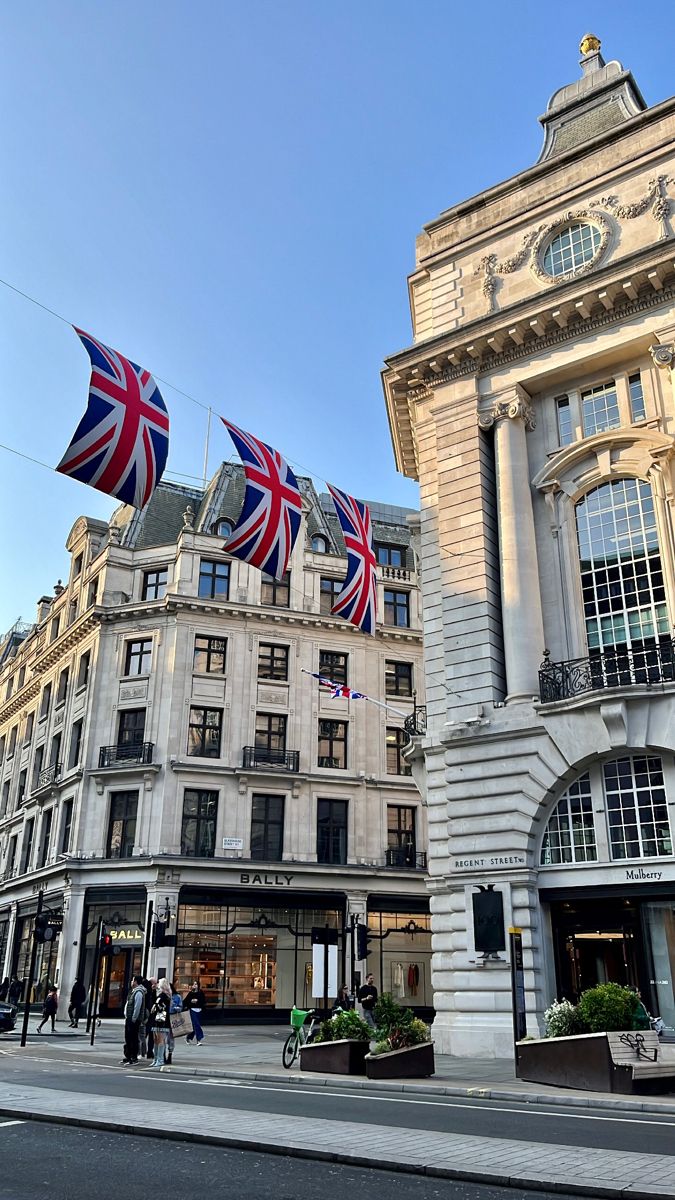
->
[221,419,303,580]
[326,484,377,634]
[56,328,169,509]
[308,672,366,700]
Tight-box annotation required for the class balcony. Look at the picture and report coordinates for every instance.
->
[242,746,300,772]
[379,565,413,582]
[37,763,61,789]
[98,742,155,768]
[539,638,675,703]
[404,705,427,738]
[385,847,427,870]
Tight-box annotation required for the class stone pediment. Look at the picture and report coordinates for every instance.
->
[532,427,675,499]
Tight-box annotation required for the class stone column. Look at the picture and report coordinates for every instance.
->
[56,884,86,1020]
[479,386,544,701]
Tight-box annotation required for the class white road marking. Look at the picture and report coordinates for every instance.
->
[0,1119,24,1127]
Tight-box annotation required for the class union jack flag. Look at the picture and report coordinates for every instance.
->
[327,484,377,634]
[57,328,169,509]
[221,418,303,580]
[309,672,366,700]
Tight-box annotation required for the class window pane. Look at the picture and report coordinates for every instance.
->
[540,774,596,865]
[581,380,620,437]
[604,755,672,860]
[629,373,646,422]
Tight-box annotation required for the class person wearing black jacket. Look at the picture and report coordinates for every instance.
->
[357,974,378,1030]
[68,978,86,1027]
[150,980,172,1068]
[184,981,206,1045]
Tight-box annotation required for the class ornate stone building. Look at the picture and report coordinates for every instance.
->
[0,468,429,1019]
[383,36,675,1054]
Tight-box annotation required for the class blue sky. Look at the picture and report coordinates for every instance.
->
[0,3,669,632]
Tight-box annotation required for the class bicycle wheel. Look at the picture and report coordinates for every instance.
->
[282,1032,299,1068]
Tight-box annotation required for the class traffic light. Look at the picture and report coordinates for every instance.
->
[99,929,113,957]
[151,920,166,949]
[34,913,55,944]
[356,922,373,960]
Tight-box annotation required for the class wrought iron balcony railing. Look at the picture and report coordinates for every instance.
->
[385,847,427,870]
[404,704,427,738]
[539,637,675,703]
[242,745,300,772]
[98,742,155,768]
[37,763,61,789]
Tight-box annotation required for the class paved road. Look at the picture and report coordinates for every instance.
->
[2,1052,675,1158]
[0,1120,586,1200]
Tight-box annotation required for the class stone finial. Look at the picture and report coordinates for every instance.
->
[579,32,601,56]
[108,525,121,545]
[182,504,195,531]
[53,580,64,597]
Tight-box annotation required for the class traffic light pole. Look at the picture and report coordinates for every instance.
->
[20,890,43,1048]
[86,916,104,1036]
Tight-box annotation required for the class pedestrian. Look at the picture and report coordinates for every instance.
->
[0,978,8,1002]
[332,983,352,1012]
[8,975,22,1006]
[184,980,206,1045]
[149,979,171,1069]
[68,978,86,1028]
[120,974,146,1066]
[165,981,182,1065]
[357,973,378,1030]
[36,986,58,1034]
[143,978,157,1059]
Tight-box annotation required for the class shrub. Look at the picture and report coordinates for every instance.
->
[578,983,638,1033]
[315,1008,371,1043]
[370,992,431,1054]
[544,998,587,1038]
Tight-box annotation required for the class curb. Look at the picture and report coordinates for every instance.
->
[0,1101,671,1200]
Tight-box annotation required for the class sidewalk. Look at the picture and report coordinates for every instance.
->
[5,1021,675,1114]
[2,1077,675,1198]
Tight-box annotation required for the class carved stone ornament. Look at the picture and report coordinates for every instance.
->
[478,397,536,432]
[595,175,673,242]
[182,504,195,531]
[650,343,675,370]
[529,209,612,286]
[474,227,545,312]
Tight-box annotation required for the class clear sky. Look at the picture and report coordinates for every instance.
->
[0,2,670,632]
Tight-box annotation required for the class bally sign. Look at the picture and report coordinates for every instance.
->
[109,928,144,943]
[240,873,294,886]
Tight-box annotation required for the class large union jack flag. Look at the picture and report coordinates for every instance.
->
[221,418,303,580]
[56,328,169,509]
[327,483,377,634]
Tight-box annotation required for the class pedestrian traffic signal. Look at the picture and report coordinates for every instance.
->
[356,922,373,960]
[151,920,166,949]
[99,929,113,957]
[34,913,56,944]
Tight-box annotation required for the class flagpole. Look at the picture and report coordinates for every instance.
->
[202,407,212,487]
[300,669,408,720]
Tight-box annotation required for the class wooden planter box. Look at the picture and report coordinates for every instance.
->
[517,1032,626,1092]
[300,1038,369,1075]
[365,1042,435,1080]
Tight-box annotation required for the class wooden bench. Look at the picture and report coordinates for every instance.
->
[607,1031,675,1093]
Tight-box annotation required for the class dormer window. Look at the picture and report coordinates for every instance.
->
[311,535,328,553]
[214,519,233,539]
[73,554,83,578]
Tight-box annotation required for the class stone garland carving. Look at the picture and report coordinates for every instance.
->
[477,397,536,432]
[474,176,674,313]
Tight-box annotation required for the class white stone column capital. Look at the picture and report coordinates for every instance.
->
[477,385,536,432]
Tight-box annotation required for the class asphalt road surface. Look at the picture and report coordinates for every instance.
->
[1,1053,675,1158]
[0,1121,588,1200]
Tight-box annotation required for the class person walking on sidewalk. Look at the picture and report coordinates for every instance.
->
[36,987,58,1034]
[357,974,378,1030]
[150,979,171,1069]
[8,975,22,1006]
[68,978,86,1028]
[165,981,182,1065]
[121,975,146,1066]
[184,980,206,1045]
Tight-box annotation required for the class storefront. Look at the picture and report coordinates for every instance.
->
[12,896,63,1003]
[175,887,345,1021]
[543,883,675,1034]
[367,895,432,1018]
[79,889,147,1018]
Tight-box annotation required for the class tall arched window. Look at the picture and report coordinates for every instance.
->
[541,773,596,865]
[575,478,668,654]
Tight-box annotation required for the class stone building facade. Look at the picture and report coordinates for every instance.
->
[383,37,675,1054]
[0,466,429,1019]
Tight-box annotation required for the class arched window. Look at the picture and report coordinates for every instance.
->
[311,535,328,553]
[603,755,672,860]
[541,773,596,865]
[214,519,233,538]
[575,478,668,654]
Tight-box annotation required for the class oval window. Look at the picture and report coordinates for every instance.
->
[542,221,601,279]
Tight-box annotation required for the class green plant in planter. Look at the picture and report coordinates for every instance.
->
[370,992,430,1054]
[578,983,640,1033]
[544,998,588,1038]
[315,1008,371,1043]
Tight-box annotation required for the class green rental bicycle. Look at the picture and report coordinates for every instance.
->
[282,1006,319,1068]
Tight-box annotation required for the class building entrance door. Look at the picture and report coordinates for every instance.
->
[99,947,143,1016]
[549,898,640,1002]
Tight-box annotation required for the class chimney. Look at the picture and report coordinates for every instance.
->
[37,596,53,623]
